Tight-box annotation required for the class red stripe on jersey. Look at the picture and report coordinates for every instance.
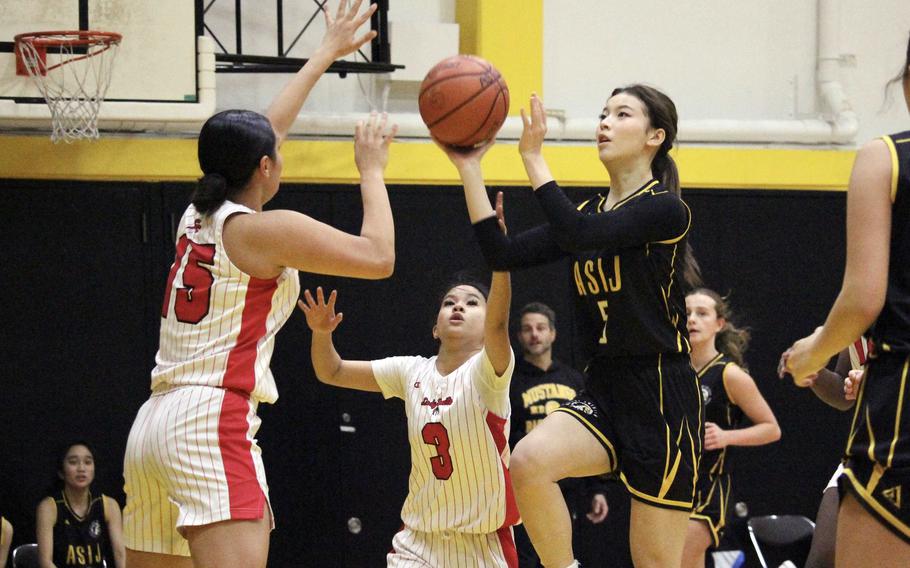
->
[222,276,279,393]
[485,412,520,528]
[218,389,264,518]
[853,337,870,365]
[496,525,519,568]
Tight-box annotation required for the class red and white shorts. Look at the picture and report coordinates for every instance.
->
[123,385,271,556]
[388,525,517,567]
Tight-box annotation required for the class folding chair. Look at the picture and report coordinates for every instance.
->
[747,514,815,568]
[11,543,38,568]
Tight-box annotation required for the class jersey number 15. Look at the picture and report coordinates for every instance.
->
[161,235,216,324]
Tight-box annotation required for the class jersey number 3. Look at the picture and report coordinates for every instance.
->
[421,423,454,480]
[161,235,216,324]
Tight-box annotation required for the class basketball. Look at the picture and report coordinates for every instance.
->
[418,55,510,149]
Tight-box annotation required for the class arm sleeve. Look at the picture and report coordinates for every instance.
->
[534,181,690,251]
[472,216,567,270]
[371,356,418,400]
[471,348,515,418]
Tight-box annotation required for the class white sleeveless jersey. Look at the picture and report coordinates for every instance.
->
[151,202,300,403]
[372,349,518,534]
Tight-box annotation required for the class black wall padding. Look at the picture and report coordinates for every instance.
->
[0,180,848,566]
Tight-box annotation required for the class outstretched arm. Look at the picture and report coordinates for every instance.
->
[786,140,892,382]
[484,271,512,378]
[519,93,556,190]
[437,140,566,270]
[266,0,378,146]
[226,112,396,280]
[300,288,381,392]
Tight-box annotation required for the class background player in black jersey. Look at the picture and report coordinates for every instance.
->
[438,85,703,568]
[682,289,780,568]
[36,441,124,568]
[784,31,910,568]
[509,302,610,568]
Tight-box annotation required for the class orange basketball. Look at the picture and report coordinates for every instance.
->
[418,55,510,149]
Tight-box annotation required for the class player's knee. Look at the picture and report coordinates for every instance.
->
[510,441,556,488]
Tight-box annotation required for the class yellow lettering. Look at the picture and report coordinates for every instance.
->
[598,300,609,344]
[76,545,86,563]
[596,258,609,293]
[584,261,600,294]
[67,545,76,564]
[609,255,622,291]
[573,262,586,296]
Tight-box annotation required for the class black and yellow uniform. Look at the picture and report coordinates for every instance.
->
[53,491,112,567]
[691,354,742,546]
[840,131,910,543]
[475,179,703,511]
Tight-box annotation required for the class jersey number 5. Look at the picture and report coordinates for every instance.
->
[161,235,216,324]
[597,300,609,344]
[421,422,454,480]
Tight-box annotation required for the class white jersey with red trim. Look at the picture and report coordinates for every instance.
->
[848,335,873,370]
[152,202,300,403]
[372,349,518,534]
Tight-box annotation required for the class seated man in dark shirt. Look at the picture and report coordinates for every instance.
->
[510,302,609,568]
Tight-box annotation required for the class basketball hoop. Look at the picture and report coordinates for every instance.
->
[15,30,122,143]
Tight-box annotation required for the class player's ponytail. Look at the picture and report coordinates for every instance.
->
[193,109,277,215]
[613,84,701,290]
[691,288,751,367]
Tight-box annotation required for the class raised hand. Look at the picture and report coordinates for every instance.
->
[298,287,344,333]
[319,0,379,60]
[844,369,864,401]
[519,93,548,158]
[433,136,495,172]
[355,112,397,174]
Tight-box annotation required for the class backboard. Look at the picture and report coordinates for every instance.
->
[0,0,200,104]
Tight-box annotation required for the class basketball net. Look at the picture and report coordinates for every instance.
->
[15,31,122,143]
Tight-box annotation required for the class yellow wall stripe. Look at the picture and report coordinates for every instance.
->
[0,135,855,190]
[455,0,543,113]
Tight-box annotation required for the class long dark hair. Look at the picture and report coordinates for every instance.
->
[47,440,97,496]
[611,84,701,289]
[690,288,751,367]
[193,109,277,215]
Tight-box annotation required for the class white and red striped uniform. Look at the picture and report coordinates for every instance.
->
[123,201,299,555]
[373,349,519,567]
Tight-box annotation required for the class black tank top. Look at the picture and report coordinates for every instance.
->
[697,354,743,476]
[871,131,910,354]
[52,491,111,567]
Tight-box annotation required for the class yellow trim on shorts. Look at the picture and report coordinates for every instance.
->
[882,135,900,203]
[691,513,722,547]
[552,407,617,472]
[887,357,910,469]
[842,467,910,539]
[619,471,694,510]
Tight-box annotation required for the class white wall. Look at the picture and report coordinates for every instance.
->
[209,0,910,147]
